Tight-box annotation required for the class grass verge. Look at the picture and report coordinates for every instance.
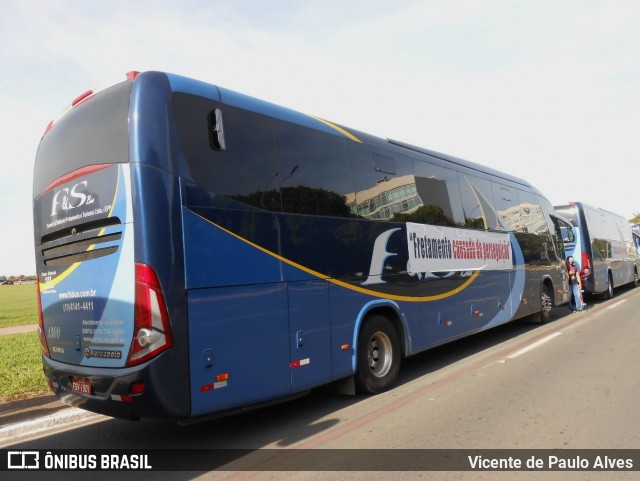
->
[0,332,49,402]
[0,283,38,328]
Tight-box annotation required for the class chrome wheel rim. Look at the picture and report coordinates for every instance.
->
[368,331,393,378]
[541,291,552,317]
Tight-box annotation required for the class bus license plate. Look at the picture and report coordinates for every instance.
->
[71,378,92,395]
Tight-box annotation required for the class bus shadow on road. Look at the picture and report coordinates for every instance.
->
[396,308,566,388]
[396,282,639,388]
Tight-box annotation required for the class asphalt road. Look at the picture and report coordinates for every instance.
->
[4,286,640,480]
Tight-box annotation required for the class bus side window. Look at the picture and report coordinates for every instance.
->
[349,147,415,220]
[560,223,575,243]
[491,183,521,232]
[457,173,498,230]
[274,121,354,217]
[410,159,464,226]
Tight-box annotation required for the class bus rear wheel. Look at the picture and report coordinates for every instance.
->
[355,315,401,394]
[538,284,553,324]
[603,273,614,299]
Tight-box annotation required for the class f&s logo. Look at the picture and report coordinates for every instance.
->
[7,451,39,469]
[50,180,95,217]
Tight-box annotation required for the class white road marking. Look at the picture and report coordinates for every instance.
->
[607,300,627,309]
[506,332,562,360]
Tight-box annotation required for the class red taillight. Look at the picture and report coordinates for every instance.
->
[126,71,140,80]
[36,282,50,357]
[581,252,591,279]
[130,382,145,395]
[126,263,173,366]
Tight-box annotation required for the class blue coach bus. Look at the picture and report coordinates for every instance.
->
[33,71,569,421]
[554,202,639,299]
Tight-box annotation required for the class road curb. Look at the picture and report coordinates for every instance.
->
[0,395,63,425]
[0,407,104,447]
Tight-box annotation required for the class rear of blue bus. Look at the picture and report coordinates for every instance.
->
[32,73,190,420]
[554,203,596,292]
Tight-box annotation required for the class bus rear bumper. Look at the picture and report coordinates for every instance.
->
[41,355,185,421]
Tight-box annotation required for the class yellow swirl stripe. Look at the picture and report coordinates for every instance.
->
[311,116,362,144]
[191,210,479,302]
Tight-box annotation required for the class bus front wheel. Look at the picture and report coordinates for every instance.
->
[355,315,401,394]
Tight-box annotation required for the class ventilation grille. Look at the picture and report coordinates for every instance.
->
[45,246,119,266]
[40,218,123,267]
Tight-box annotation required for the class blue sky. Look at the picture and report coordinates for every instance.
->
[2,0,639,275]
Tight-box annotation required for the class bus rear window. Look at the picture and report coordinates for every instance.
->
[33,80,132,198]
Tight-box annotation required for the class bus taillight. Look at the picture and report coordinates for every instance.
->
[127,263,173,367]
[71,90,94,106]
[581,252,591,279]
[36,282,50,357]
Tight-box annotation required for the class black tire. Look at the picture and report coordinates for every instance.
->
[538,284,553,324]
[634,268,639,288]
[355,315,401,394]
[603,273,614,300]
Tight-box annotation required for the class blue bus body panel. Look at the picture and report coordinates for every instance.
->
[182,208,286,288]
[285,280,332,391]
[187,283,290,416]
[184,208,336,415]
[183,201,531,415]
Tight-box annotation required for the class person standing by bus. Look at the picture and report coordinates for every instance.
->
[567,256,583,311]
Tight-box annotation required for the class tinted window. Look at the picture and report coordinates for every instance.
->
[554,205,579,227]
[585,208,629,243]
[172,94,278,206]
[274,121,353,217]
[34,81,132,197]
[515,190,556,263]
[514,191,549,235]
[173,94,358,217]
[407,159,462,226]
[348,146,417,220]
[492,183,521,231]
[536,195,558,236]
[458,173,498,230]
[584,208,632,259]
